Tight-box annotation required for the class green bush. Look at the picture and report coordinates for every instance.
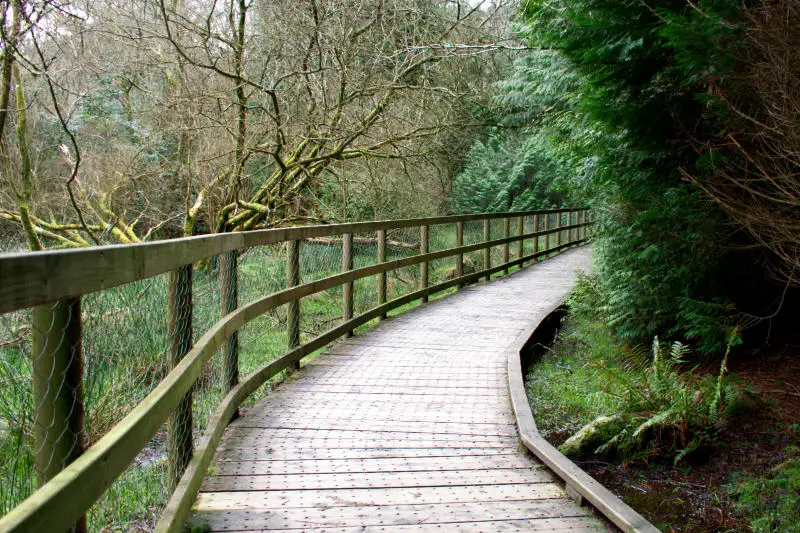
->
[587,336,741,463]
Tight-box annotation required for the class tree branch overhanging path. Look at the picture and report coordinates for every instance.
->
[0,0,524,250]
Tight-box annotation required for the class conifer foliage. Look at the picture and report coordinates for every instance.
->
[514,0,748,354]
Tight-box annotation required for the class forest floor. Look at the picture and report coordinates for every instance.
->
[573,330,800,532]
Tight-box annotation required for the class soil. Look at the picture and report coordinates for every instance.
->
[566,330,800,532]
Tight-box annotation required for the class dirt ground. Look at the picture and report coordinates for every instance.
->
[577,330,800,532]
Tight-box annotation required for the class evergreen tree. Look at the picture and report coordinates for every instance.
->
[519,0,745,354]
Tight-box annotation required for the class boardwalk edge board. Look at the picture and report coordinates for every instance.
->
[506,303,660,533]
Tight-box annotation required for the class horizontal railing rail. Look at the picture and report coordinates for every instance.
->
[0,208,592,533]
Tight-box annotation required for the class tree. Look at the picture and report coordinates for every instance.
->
[0,0,520,250]
[680,0,800,288]
[518,0,745,354]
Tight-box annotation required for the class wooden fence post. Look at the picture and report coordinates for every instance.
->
[167,264,193,492]
[287,241,301,369]
[219,250,239,414]
[516,216,524,264]
[456,221,464,288]
[532,214,539,260]
[544,213,551,252]
[555,212,562,248]
[503,218,510,275]
[377,229,387,320]
[32,297,86,533]
[342,233,353,337]
[566,211,571,245]
[483,218,491,282]
[420,225,429,303]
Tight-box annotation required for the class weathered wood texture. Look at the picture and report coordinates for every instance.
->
[189,248,609,533]
[0,209,585,315]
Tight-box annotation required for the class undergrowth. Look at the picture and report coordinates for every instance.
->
[731,447,800,533]
[526,277,800,530]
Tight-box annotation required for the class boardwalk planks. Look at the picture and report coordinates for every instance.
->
[188,248,610,532]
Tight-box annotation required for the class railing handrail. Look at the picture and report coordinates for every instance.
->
[0,208,593,533]
[0,208,587,315]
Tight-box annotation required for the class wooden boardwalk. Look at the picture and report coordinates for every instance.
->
[189,247,608,532]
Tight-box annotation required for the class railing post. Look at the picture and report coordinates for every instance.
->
[544,213,551,252]
[483,218,491,282]
[566,211,571,245]
[555,212,562,248]
[377,229,387,320]
[532,214,539,260]
[287,240,301,369]
[582,209,588,240]
[456,221,464,288]
[167,264,193,492]
[219,250,239,415]
[420,224,429,303]
[503,218,510,275]
[342,233,353,337]
[516,216,524,263]
[32,297,86,533]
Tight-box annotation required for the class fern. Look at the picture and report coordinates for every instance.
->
[588,335,743,462]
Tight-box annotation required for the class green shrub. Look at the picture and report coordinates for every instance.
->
[588,336,741,463]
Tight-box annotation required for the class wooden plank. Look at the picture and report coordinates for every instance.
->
[194,483,566,510]
[286,240,300,356]
[230,420,516,436]
[376,229,387,320]
[187,517,608,533]
[167,264,194,490]
[342,233,353,337]
[186,500,589,531]
[31,298,86,533]
[201,468,557,492]
[419,224,428,303]
[213,448,520,462]
[503,217,510,274]
[220,250,240,394]
[211,455,536,476]
[181,249,605,533]
[483,218,491,281]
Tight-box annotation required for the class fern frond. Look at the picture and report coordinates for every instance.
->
[632,409,674,440]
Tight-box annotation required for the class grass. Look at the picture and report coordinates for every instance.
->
[731,449,800,533]
[525,311,624,443]
[0,224,548,530]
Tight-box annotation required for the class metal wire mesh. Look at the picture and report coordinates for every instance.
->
[384,226,420,316]
[237,244,287,406]
[82,274,172,531]
[300,238,343,342]
[352,232,378,316]
[427,222,457,288]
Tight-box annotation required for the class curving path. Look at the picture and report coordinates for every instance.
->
[188,247,610,532]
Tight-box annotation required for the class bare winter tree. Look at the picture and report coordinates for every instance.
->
[682,0,800,287]
[0,0,519,249]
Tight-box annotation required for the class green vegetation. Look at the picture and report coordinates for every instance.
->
[527,300,743,464]
[731,451,800,533]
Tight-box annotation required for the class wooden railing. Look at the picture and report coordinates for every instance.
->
[0,208,592,533]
